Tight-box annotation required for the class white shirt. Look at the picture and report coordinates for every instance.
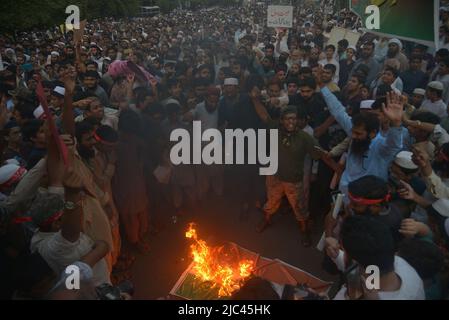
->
[31,231,110,286]
[421,99,448,119]
[191,102,219,131]
[334,256,425,300]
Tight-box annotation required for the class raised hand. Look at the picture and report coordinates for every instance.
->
[382,91,404,127]
[249,86,261,101]
[61,66,77,95]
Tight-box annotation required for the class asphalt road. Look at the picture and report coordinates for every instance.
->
[128,184,335,300]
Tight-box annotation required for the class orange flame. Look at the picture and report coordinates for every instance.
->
[185,223,254,297]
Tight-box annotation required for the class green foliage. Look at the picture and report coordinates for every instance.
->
[0,0,244,32]
[0,0,141,32]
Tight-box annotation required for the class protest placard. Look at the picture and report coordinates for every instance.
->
[267,5,293,29]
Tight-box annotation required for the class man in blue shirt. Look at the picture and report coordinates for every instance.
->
[320,86,405,195]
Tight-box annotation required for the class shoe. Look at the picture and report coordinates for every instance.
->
[299,220,312,247]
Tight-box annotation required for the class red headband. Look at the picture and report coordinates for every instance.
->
[0,167,27,190]
[39,211,64,227]
[439,150,449,163]
[94,132,117,146]
[12,210,64,227]
[348,192,391,205]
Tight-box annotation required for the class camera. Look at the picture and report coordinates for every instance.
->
[95,280,134,300]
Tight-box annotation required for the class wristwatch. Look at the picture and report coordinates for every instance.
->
[64,192,85,210]
[64,201,79,211]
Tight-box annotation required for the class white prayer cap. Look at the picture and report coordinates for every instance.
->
[0,164,26,188]
[413,88,426,96]
[52,86,65,97]
[50,51,60,56]
[427,81,444,91]
[431,199,449,218]
[394,151,418,170]
[360,100,375,110]
[5,159,20,166]
[388,38,403,49]
[347,45,357,52]
[224,78,239,86]
[33,105,46,119]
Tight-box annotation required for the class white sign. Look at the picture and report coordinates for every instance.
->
[327,27,361,48]
[267,5,293,29]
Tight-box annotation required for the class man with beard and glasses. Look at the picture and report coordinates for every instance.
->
[384,38,409,73]
[320,86,405,195]
[349,42,382,87]
[251,103,321,247]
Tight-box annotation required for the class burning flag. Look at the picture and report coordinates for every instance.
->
[184,223,254,298]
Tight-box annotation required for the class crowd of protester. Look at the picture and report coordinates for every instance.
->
[1,1,449,300]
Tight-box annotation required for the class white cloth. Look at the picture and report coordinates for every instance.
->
[421,99,448,119]
[334,256,425,300]
[31,231,110,286]
[435,73,449,104]
[191,102,218,131]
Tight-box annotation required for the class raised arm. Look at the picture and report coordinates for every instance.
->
[61,67,77,137]
[412,146,449,199]
[378,92,405,157]
[46,133,83,243]
[249,87,271,123]
[320,86,353,136]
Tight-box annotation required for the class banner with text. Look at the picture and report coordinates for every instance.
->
[267,5,293,29]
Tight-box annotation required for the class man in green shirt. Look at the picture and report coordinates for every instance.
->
[250,88,321,246]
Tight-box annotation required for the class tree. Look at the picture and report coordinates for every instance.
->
[0,0,141,33]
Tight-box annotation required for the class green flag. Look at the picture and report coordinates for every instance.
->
[350,0,438,47]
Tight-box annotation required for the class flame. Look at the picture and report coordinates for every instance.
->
[185,223,254,297]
